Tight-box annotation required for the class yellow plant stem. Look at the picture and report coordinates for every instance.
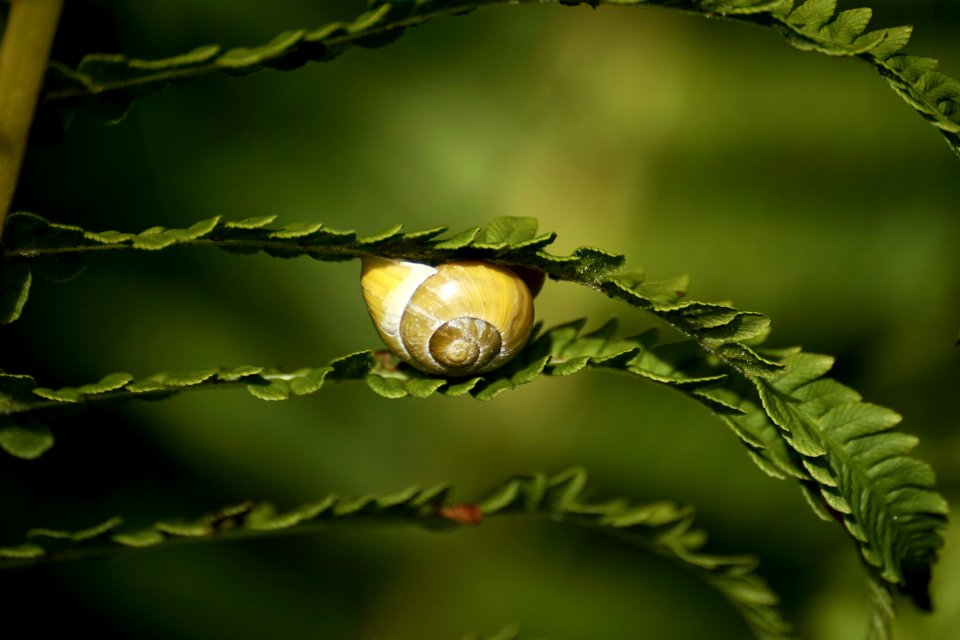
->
[0,0,64,246]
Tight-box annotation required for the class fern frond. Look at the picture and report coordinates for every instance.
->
[40,2,417,123]
[0,468,794,639]
[0,212,621,324]
[478,469,795,639]
[2,216,947,612]
[0,321,689,446]
[1,213,947,606]
[753,350,948,595]
[39,1,960,159]
[0,355,369,460]
[3,323,944,608]
[3,315,775,456]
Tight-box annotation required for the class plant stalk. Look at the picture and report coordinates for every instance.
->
[0,0,63,246]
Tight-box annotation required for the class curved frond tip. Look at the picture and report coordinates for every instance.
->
[754,350,948,596]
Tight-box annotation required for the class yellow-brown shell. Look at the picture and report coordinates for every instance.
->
[360,256,535,376]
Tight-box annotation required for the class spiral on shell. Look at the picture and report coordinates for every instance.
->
[360,256,535,376]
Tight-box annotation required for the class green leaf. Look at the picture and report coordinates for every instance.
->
[27,516,122,543]
[754,351,948,602]
[0,416,53,460]
[0,469,794,639]
[474,216,540,245]
[0,543,45,560]
[37,1,960,159]
[631,273,690,305]
[600,278,782,378]
[0,261,31,323]
[787,0,837,31]
[33,372,134,403]
[0,371,42,411]
[4,362,358,427]
[0,213,83,324]
[0,322,723,470]
[360,320,656,400]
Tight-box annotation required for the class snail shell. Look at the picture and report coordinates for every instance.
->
[360,256,535,376]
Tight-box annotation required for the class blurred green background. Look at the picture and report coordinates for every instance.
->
[2,0,959,638]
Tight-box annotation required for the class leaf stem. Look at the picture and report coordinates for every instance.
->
[0,0,63,245]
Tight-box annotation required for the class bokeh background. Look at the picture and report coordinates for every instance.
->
[2,0,959,638]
